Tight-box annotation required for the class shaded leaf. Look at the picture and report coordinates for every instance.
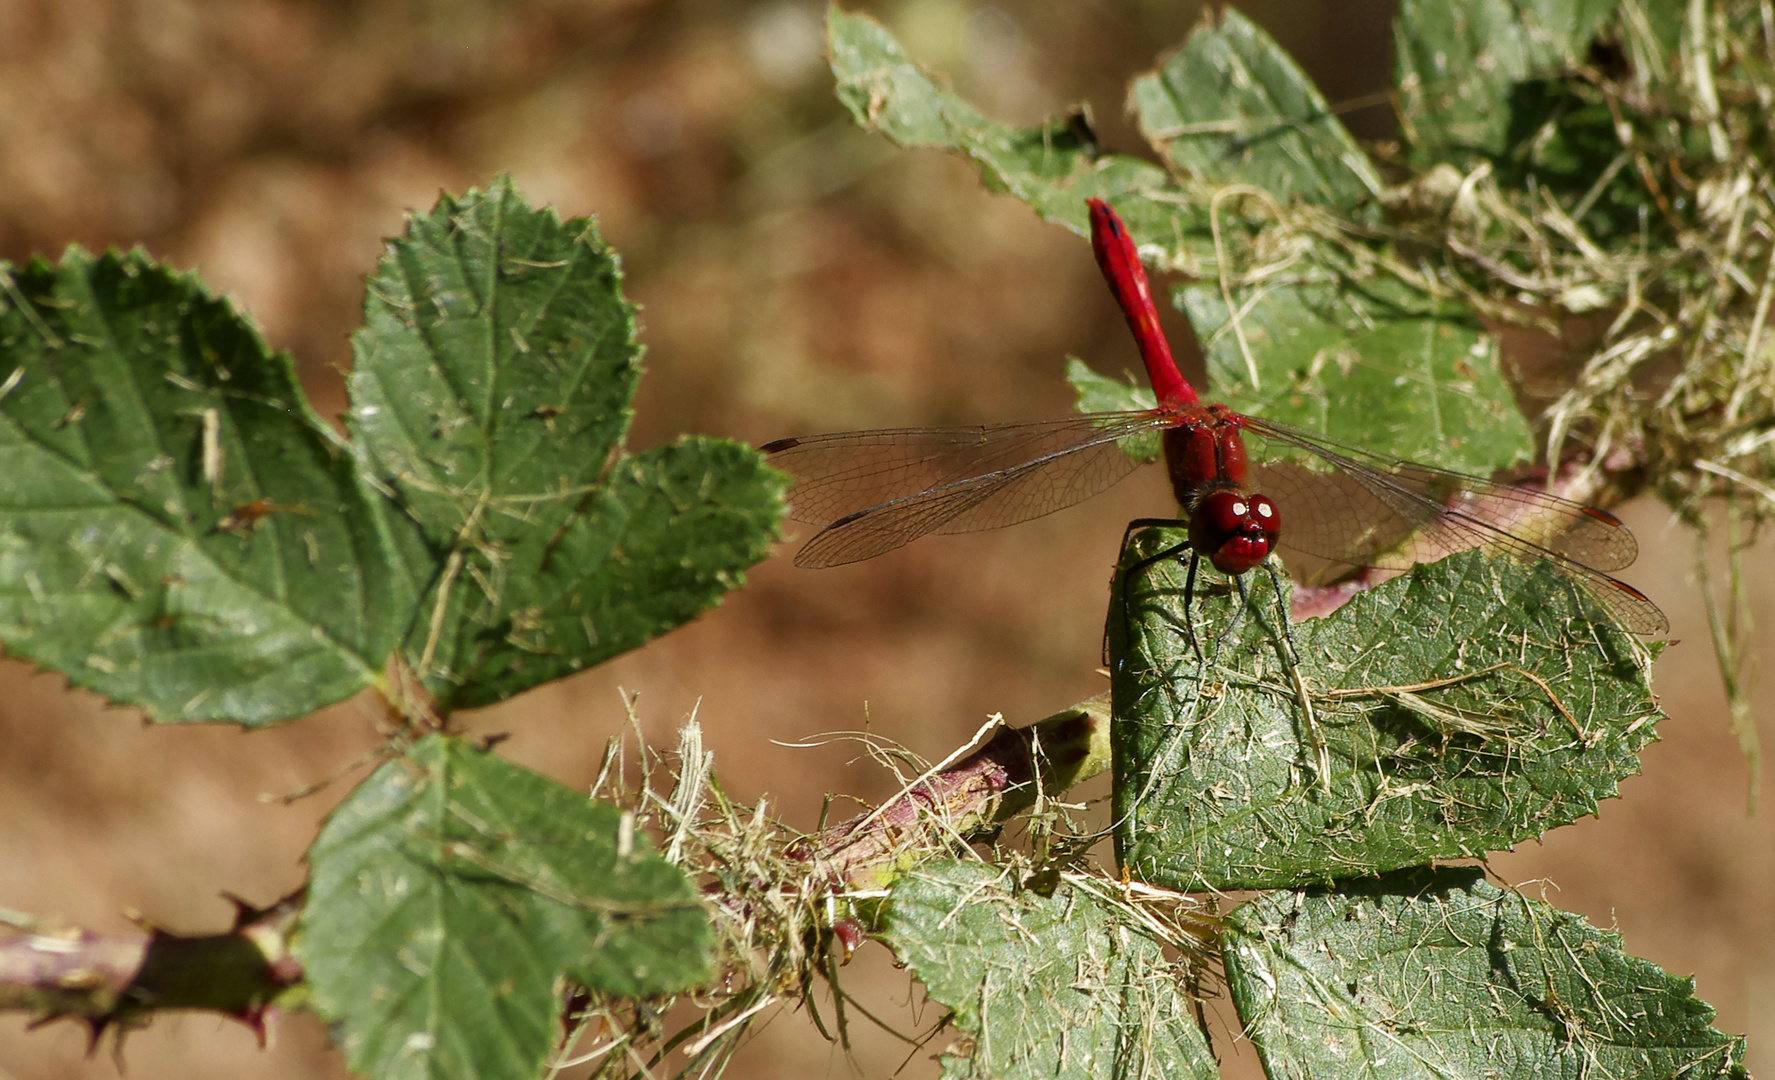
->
[1394,0,1700,247]
[884,860,1215,1080]
[0,250,398,724]
[1394,0,1619,162]
[1133,8,1381,206]
[1109,537,1661,891]
[1224,867,1748,1080]
[347,179,783,709]
[299,735,711,1080]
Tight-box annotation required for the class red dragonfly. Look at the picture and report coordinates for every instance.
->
[762,199,1666,636]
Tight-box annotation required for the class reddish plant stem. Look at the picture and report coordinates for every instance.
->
[791,696,1114,893]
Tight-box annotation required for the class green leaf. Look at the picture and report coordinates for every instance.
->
[1109,539,1661,891]
[1223,867,1749,1080]
[1394,0,1619,162]
[348,179,784,709]
[1132,9,1382,207]
[0,250,398,724]
[1178,277,1535,475]
[827,7,1180,235]
[407,436,784,710]
[299,735,711,1080]
[883,860,1216,1080]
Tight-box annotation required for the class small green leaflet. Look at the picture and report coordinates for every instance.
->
[1066,359,1155,417]
[1109,534,1661,891]
[1132,8,1382,207]
[883,860,1216,1080]
[298,735,711,1080]
[1223,867,1749,1080]
[348,179,784,709]
[0,250,398,724]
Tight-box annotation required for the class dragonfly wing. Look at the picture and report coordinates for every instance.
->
[1243,421,1666,634]
[793,471,1010,567]
[765,413,1167,568]
[1248,460,1425,566]
[1243,420,1638,568]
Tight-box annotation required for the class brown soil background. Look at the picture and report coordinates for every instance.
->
[0,2,1766,1077]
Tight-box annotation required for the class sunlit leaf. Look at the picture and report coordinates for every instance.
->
[1179,278,1534,474]
[830,12,1533,478]
[1109,537,1661,891]
[827,7,1186,240]
[348,179,784,709]
[0,250,400,724]
[1132,8,1381,206]
[1224,867,1749,1080]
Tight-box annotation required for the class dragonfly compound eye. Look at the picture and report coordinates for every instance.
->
[1190,490,1280,575]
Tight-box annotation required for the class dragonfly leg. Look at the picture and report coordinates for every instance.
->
[1182,551,1204,667]
[1110,517,1192,671]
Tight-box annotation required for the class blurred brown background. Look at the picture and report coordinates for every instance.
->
[0,1,1766,1077]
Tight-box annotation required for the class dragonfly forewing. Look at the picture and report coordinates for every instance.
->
[766,412,1170,567]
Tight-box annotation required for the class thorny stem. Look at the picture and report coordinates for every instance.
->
[0,892,303,1048]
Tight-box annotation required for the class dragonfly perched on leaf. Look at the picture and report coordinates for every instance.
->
[762,199,1666,637]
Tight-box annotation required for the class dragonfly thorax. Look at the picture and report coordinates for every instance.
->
[1161,404,1250,502]
[1161,405,1276,574]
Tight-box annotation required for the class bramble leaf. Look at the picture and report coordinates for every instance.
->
[884,860,1216,1080]
[1223,868,1749,1080]
[0,250,399,724]
[826,7,1183,242]
[347,179,784,710]
[1109,538,1661,891]
[299,735,711,1080]
[833,11,1533,479]
[1132,9,1382,206]
[1178,278,1534,474]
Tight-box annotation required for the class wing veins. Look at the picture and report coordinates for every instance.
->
[787,414,1166,566]
[1248,421,1663,631]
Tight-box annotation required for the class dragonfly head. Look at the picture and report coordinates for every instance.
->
[1189,489,1280,575]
